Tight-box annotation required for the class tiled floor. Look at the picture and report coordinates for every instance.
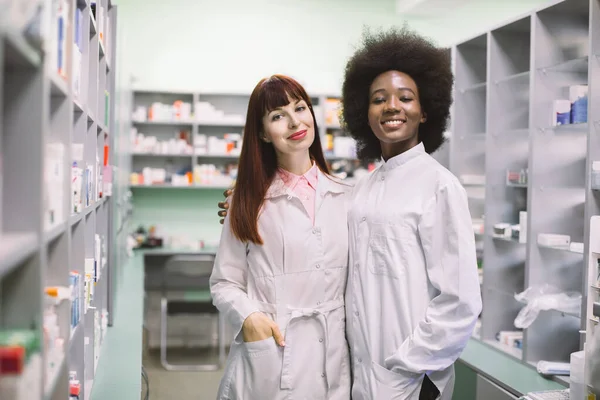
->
[141,345,225,399]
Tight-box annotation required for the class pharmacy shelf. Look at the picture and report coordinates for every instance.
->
[130,184,232,190]
[482,339,523,361]
[127,91,360,244]
[459,81,487,93]
[538,55,589,74]
[537,243,585,254]
[132,152,193,157]
[585,218,600,393]
[0,1,118,399]
[491,235,525,244]
[0,233,39,278]
[132,119,195,126]
[506,183,528,189]
[449,0,598,388]
[1,27,43,68]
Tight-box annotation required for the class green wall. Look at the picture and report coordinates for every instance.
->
[130,188,225,246]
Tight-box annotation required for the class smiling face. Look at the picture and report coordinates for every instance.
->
[261,95,315,158]
[368,70,426,160]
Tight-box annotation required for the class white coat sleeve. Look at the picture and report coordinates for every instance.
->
[209,213,261,339]
[387,180,482,376]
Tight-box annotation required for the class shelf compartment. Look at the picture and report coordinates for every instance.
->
[0,233,39,278]
[537,243,584,254]
[132,119,194,126]
[3,29,42,68]
[459,81,487,94]
[492,234,525,244]
[494,71,530,86]
[73,97,85,114]
[50,73,69,97]
[70,213,84,226]
[506,169,528,187]
[132,152,194,158]
[90,12,97,36]
[538,56,589,74]
[99,39,106,59]
[44,221,67,244]
[196,120,246,128]
[496,128,530,136]
[542,122,589,133]
[592,166,600,190]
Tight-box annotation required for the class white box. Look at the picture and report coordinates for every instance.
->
[519,211,527,243]
[537,233,570,248]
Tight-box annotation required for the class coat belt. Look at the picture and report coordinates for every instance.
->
[255,297,345,392]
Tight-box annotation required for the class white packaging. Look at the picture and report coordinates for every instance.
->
[519,211,527,243]
[552,99,571,126]
[460,174,486,186]
[569,242,584,253]
[569,350,585,400]
[537,233,570,247]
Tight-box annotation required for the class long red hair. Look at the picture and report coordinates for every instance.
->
[230,75,329,245]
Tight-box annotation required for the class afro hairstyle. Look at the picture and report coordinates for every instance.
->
[341,25,454,161]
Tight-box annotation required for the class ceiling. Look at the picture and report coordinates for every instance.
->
[395,0,474,17]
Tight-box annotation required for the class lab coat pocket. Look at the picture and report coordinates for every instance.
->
[371,362,423,400]
[368,234,403,279]
[231,337,283,398]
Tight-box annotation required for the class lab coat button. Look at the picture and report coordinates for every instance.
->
[287,195,293,200]
[354,311,359,316]
[361,217,366,222]
[316,264,320,269]
[321,373,326,378]
[319,338,324,343]
[358,358,362,363]
[381,176,385,181]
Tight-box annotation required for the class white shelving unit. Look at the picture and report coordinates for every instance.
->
[0,0,118,399]
[127,91,361,191]
[450,0,599,389]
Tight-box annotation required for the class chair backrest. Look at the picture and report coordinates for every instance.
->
[162,254,216,293]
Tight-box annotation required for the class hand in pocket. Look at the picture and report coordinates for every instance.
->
[242,312,286,346]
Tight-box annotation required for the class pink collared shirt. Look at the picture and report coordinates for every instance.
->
[277,163,318,223]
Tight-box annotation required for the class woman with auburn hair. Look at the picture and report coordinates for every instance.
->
[209,74,351,400]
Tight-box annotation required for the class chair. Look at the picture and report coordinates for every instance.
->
[160,254,226,371]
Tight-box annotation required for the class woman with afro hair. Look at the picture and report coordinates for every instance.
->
[342,25,482,400]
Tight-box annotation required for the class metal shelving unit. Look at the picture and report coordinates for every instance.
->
[450,0,599,388]
[0,0,118,399]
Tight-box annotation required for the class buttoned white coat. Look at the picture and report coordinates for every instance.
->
[210,169,352,400]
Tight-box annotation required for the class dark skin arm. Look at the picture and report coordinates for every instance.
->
[218,189,233,224]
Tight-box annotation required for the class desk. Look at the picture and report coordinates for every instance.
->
[141,247,224,350]
[90,247,567,400]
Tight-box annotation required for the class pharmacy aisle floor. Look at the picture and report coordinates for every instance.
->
[142,346,224,399]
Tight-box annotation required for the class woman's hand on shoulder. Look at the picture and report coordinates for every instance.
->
[218,189,234,224]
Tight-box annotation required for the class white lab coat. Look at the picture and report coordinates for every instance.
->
[345,143,482,400]
[210,169,352,400]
